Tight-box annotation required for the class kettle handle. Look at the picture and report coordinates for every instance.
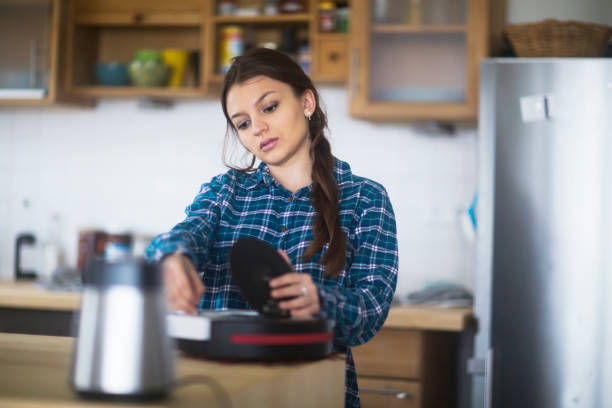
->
[15,233,37,280]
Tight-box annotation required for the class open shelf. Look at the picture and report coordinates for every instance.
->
[74,13,203,26]
[70,86,205,98]
[371,24,467,34]
[213,13,310,24]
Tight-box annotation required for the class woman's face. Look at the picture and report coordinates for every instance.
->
[226,75,315,168]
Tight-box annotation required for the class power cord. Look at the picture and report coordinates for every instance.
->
[174,375,233,408]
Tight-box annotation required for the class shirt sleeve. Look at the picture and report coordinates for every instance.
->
[144,174,226,270]
[316,186,398,347]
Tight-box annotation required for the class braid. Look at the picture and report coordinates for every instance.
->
[301,110,346,277]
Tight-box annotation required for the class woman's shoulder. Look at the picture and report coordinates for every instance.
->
[335,157,390,204]
[199,167,259,194]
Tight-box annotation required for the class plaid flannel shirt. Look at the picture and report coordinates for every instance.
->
[146,157,398,408]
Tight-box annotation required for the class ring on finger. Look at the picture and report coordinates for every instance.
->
[300,285,308,297]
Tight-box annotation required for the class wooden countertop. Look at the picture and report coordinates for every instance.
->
[0,281,80,311]
[384,305,474,332]
[0,281,474,332]
[0,333,345,408]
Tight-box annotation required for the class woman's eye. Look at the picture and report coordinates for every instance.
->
[263,102,278,114]
[236,120,250,130]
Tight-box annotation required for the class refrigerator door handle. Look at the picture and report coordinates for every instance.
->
[467,348,494,408]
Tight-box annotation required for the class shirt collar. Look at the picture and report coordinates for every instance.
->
[245,157,353,190]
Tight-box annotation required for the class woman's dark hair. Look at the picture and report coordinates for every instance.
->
[221,47,345,278]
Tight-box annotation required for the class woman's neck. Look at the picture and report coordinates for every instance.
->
[268,150,313,193]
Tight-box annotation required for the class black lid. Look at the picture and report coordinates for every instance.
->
[83,257,161,289]
[230,237,293,317]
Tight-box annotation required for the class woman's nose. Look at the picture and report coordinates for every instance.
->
[250,116,267,136]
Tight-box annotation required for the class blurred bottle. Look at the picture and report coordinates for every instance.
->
[318,1,336,33]
[219,25,244,74]
[42,213,65,279]
[407,0,422,24]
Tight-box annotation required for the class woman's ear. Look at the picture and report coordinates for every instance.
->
[301,89,316,116]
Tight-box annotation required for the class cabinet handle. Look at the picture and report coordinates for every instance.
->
[133,12,144,23]
[349,47,359,101]
[360,387,414,400]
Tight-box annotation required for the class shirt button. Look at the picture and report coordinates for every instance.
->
[288,196,294,202]
[281,226,287,233]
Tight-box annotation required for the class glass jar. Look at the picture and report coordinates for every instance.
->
[219,25,244,74]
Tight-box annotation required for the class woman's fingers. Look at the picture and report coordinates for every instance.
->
[269,272,321,316]
[277,249,292,269]
[162,253,204,314]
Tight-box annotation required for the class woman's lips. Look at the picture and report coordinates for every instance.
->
[260,138,279,152]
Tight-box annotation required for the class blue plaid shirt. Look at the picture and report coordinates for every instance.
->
[146,157,398,407]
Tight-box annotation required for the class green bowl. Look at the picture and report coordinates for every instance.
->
[128,60,172,87]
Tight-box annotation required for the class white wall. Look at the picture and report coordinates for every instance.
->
[0,87,477,296]
[507,0,612,24]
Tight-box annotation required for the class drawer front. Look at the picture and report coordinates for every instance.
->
[359,378,422,408]
[317,39,348,81]
[353,329,423,379]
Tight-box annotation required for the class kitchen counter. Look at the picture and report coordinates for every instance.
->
[0,281,80,311]
[0,333,345,407]
[0,281,474,332]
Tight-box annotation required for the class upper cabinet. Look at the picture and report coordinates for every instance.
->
[348,0,489,121]
[0,0,68,106]
[206,0,349,86]
[62,0,348,100]
[66,0,208,99]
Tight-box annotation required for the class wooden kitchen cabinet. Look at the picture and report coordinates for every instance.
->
[63,0,348,101]
[348,0,489,121]
[65,0,209,99]
[207,0,348,85]
[353,306,473,408]
[0,0,71,106]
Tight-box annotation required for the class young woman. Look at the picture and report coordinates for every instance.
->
[146,47,398,407]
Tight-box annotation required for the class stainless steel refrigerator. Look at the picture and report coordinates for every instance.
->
[469,59,612,408]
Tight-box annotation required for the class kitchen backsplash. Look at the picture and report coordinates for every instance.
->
[0,87,477,295]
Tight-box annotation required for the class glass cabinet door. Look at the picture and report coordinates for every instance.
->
[369,0,467,103]
[349,0,488,120]
[0,0,53,92]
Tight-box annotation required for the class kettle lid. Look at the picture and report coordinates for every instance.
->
[83,257,161,289]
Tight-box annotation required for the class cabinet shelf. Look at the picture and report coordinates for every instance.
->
[71,86,205,98]
[213,13,310,24]
[312,32,348,40]
[371,24,467,34]
[75,12,203,26]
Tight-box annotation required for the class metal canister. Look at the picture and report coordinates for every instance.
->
[219,25,244,74]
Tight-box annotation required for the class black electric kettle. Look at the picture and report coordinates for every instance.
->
[14,233,37,280]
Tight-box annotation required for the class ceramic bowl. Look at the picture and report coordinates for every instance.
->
[95,62,130,86]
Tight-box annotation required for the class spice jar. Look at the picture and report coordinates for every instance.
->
[219,25,244,74]
[318,1,336,32]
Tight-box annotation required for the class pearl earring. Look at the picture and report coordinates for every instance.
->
[306,111,311,121]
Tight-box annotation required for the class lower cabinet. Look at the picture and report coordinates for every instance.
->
[359,378,422,408]
[353,328,459,408]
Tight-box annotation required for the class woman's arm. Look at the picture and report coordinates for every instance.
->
[145,175,226,269]
[145,174,228,312]
[317,187,398,347]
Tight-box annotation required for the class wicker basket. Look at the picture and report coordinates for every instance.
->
[504,19,612,57]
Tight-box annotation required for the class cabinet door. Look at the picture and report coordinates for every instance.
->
[348,0,488,121]
[0,0,60,103]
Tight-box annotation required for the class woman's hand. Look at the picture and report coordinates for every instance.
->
[269,250,321,318]
[161,252,205,314]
